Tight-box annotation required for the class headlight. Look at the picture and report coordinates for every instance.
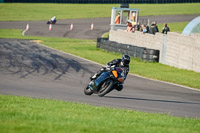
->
[118,77,124,83]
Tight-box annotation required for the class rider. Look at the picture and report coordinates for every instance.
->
[90,54,130,91]
[50,16,56,24]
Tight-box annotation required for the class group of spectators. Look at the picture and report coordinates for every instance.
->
[126,21,170,34]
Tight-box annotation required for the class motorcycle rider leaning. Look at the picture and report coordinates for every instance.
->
[90,54,130,91]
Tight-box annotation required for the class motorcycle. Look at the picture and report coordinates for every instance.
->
[84,67,125,97]
[47,20,56,24]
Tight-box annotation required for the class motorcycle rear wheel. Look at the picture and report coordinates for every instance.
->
[98,80,113,97]
[84,85,93,95]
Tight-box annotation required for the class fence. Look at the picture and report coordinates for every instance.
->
[109,29,200,73]
[4,0,200,3]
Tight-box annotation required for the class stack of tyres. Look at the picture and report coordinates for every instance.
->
[110,41,117,52]
[127,45,137,57]
[141,48,159,62]
[107,41,113,52]
[136,47,146,59]
[113,43,120,53]
[97,38,108,49]
[146,49,159,62]
[120,44,128,54]
[117,43,122,53]
[100,41,106,49]
[97,38,101,48]
[96,38,159,62]
[104,40,109,51]
[102,39,109,50]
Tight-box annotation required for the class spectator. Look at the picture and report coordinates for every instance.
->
[153,21,159,32]
[162,23,170,34]
[126,20,134,32]
[139,24,143,32]
[146,25,150,33]
[135,22,141,31]
[141,25,147,34]
[115,13,120,24]
[149,22,159,35]
[149,23,156,35]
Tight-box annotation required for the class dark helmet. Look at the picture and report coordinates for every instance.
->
[122,54,130,65]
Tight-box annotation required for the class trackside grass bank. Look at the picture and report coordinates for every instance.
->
[157,22,188,33]
[0,95,200,133]
[0,3,200,21]
[0,29,200,89]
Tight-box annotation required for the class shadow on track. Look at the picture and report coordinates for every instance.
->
[105,96,200,105]
[0,39,93,80]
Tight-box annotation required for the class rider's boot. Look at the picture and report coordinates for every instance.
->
[116,85,123,91]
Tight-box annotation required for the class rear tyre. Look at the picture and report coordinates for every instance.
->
[98,80,113,97]
[84,85,93,95]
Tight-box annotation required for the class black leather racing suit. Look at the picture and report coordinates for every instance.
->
[106,59,129,80]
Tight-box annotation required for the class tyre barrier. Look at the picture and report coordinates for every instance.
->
[97,38,159,62]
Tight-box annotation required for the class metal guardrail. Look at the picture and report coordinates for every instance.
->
[97,38,159,62]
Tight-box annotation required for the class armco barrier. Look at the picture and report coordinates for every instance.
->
[97,38,159,62]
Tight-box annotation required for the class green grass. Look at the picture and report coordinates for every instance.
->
[0,3,200,21]
[0,3,200,133]
[0,29,200,89]
[157,22,189,33]
[0,95,200,133]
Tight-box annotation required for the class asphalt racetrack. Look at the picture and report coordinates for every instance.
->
[0,15,200,118]
[0,14,199,39]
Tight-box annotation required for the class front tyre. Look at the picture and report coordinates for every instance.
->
[84,85,93,95]
[98,80,113,97]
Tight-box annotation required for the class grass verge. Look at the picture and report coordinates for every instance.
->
[157,22,189,33]
[0,3,200,21]
[0,95,200,133]
[0,29,200,89]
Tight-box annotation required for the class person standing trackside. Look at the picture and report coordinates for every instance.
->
[126,20,134,32]
[162,23,170,34]
[115,13,120,24]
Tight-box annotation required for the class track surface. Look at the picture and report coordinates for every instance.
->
[0,14,199,39]
[1,15,200,118]
[0,38,200,118]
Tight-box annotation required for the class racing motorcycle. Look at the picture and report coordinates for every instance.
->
[84,67,125,97]
[47,20,56,24]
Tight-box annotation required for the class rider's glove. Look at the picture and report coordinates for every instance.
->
[111,65,115,68]
[105,65,110,70]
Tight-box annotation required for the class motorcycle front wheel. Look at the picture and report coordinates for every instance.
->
[98,80,113,97]
[84,85,93,95]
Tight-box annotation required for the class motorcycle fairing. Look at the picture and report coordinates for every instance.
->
[89,72,110,91]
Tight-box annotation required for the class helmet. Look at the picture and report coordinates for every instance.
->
[122,54,130,65]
